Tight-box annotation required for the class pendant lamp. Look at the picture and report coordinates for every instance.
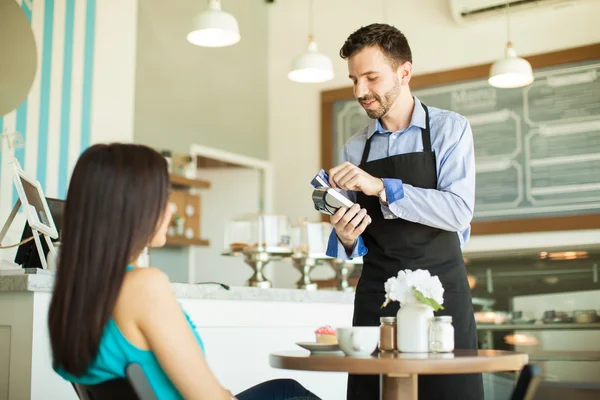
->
[488,1,533,88]
[288,0,334,83]
[187,0,240,48]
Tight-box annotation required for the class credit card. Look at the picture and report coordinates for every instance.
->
[310,169,331,188]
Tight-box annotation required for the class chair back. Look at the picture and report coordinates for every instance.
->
[73,364,157,400]
[509,364,541,400]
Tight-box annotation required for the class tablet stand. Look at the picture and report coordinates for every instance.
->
[0,199,56,270]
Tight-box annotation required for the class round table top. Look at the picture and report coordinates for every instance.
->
[270,349,528,375]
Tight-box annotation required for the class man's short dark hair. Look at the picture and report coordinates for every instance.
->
[339,23,412,70]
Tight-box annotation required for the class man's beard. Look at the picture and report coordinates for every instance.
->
[358,76,401,119]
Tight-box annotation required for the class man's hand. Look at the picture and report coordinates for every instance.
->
[328,162,383,197]
[331,204,371,252]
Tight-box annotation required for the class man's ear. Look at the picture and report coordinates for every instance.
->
[398,61,412,85]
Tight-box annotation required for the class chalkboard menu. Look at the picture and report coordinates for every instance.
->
[321,44,600,234]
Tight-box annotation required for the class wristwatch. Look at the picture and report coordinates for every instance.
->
[378,179,388,205]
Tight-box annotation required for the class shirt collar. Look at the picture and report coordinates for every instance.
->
[367,96,427,139]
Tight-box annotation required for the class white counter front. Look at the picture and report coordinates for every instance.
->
[0,272,354,400]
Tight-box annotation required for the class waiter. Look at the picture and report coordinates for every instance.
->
[325,23,483,400]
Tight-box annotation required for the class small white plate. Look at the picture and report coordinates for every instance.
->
[295,342,341,353]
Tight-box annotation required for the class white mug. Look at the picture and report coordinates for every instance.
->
[337,327,379,356]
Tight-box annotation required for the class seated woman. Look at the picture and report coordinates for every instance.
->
[48,143,321,400]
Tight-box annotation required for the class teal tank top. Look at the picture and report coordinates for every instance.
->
[55,267,205,399]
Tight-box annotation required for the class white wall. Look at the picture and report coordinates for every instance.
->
[267,0,600,287]
[133,0,269,160]
[90,0,137,145]
[190,168,263,286]
[0,0,137,262]
[151,167,266,285]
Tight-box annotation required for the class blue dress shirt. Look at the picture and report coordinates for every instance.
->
[326,96,475,260]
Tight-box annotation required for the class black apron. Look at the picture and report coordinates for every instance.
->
[347,103,484,400]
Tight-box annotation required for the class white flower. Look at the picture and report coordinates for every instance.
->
[384,276,398,301]
[415,274,444,305]
[395,270,418,304]
[382,269,445,310]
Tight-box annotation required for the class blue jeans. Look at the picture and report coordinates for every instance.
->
[236,379,321,400]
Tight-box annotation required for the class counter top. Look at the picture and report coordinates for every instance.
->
[477,322,600,330]
[0,271,355,304]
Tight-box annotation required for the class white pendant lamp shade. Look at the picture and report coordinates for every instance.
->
[288,39,334,83]
[488,42,534,88]
[187,0,240,48]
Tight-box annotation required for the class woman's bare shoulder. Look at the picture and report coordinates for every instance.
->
[121,267,174,303]
[113,267,174,349]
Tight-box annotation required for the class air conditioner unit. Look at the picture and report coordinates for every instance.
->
[449,0,581,24]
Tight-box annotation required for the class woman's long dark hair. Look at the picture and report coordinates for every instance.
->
[48,143,169,375]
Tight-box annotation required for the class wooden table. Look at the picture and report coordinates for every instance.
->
[270,349,528,400]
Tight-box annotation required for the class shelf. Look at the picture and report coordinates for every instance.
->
[169,174,211,189]
[477,323,600,331]
[528,351,600,362]
[165,236,210,247]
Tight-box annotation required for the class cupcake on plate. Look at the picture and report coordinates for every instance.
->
[315,325,337,344]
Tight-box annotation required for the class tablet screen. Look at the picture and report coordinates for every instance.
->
[20,176,51,227]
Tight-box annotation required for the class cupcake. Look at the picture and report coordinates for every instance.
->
[315,325,337,344]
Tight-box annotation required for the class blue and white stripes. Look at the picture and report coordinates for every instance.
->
[0,0,96,218]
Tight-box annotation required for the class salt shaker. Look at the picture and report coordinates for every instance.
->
[429,316,454,353]
[379,317,397,352]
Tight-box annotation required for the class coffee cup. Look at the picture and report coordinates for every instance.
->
[337,327,379,356]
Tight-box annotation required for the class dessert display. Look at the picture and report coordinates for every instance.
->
[222,214,293,288]
[315,325,338,344]
[229,242,250,252]
[290,220,334,290]
[291,220,334,259]
[221,214,359,291]
[224,213,292,254]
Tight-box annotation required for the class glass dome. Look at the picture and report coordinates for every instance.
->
[291,220,333,259]
[224,213,292,254]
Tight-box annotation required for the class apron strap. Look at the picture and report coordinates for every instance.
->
[421,102,432,152]
[360,135,373,165]
[360,101,432,165]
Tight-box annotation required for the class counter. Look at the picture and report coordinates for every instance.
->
[0,271,355,303]
[0,272,354,400]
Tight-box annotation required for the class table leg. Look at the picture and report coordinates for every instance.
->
[380,373,418,400]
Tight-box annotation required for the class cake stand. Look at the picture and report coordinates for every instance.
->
[222,245,293,289]
[328,258,362,292]
[291,253,333,291]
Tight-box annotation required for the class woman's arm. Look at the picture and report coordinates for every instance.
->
[132,268,232,400]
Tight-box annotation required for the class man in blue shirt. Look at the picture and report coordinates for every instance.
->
[325,24,483,400]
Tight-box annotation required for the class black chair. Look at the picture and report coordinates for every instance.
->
[73,364,157,400]
[533,380,600,400]
[509,364,541,400]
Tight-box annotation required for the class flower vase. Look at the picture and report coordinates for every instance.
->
[396,303,434,352]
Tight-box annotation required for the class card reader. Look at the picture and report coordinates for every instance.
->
[312,187,355,215]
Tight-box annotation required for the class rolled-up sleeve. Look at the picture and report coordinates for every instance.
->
[326,230,368,260]
[381,116,475,233]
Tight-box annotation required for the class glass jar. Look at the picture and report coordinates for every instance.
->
[379,316,397,352]
[429,316,454,353]
[291,220,333,259]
